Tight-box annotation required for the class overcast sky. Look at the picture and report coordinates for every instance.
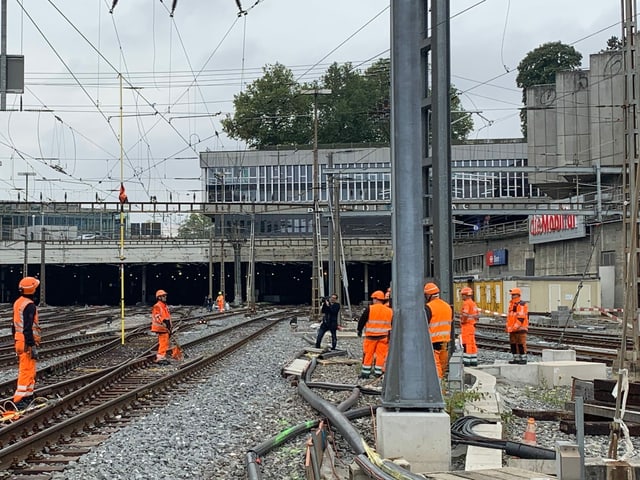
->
[0,0,621,205]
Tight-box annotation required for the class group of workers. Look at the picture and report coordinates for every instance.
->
[346,281,529,382]
[9,274,528,412]
[203,292,227,313]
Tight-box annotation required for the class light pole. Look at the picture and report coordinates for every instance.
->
[18,172,35,277]
[301,86,331,321]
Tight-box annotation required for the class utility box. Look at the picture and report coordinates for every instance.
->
[556,441,581,480]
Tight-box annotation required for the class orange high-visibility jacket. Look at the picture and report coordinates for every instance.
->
[426,297,452,344]
[506,299,528,333]
[460,298,479,325]
[362,303,393,337]
[13,296,41,347]
[151,301,172,333]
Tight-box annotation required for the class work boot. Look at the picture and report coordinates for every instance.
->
[508,356,518,364]
[470,361,478,367]
[358,373,370,379]
[156,358,170,366]
[517,355,528,365]
[14,398,32,411]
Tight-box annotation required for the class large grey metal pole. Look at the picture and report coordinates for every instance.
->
[1,0,6,111]
[382,0,444,409]
[431,0,453,303]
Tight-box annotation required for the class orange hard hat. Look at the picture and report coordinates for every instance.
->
[156,289,168,298]
[19,277,40,295]
[424,282,439,295]
[509,287,521,296]
[460,287,473,296]
[371,290,386,300]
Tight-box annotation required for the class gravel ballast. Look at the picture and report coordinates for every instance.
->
[37,316,639,479]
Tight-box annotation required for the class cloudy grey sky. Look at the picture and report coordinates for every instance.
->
[0,0,621,204]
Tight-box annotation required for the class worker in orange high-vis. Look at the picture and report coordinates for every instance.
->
[384,287,392,307]
[12,277,41,410]
[424,282,453,379]
[459,287,479,367]
[506,287,529,364]
[357,290,393,379]
[216,291,225,312]
[151,289,172,365]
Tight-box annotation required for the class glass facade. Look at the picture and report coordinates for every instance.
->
[206,162,392,204]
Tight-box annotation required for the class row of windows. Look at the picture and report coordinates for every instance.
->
[207,158,542,203]
[452,158,542,199]
[454,254,484,275]
[206,163,391,203]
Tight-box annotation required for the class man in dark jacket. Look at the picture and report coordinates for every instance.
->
[315,294,340,350]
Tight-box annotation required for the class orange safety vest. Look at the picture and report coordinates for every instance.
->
[151,301,171,333]
[460,298,479,326]
[506,299,528,333]
[426,297,452,344]
[13,296,41,345]
[363,303,393,337]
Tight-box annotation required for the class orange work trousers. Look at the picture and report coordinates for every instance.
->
[13,340,36,403]
[432,342,449,379]
[361,335,389,377]
[460,323,478,365]
[156,332,170,361]
[508,331,527,354]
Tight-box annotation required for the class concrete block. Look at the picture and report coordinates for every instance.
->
[507,458,557,476]
[538,361,607,387]
[542,349,576,362]
[498,363,540,385]
[376,408,450,473]
[465,423,503,470]
[556,441,581,480]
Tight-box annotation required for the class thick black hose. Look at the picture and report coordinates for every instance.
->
[452,416,556,460]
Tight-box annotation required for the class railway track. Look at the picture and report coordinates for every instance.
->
[473,321,622,364]
[0,308,299,478]
[0,307,250,400]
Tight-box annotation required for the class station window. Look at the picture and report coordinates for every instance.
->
[601,250,615,266]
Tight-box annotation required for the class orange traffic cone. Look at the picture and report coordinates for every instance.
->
[523,417,537,445]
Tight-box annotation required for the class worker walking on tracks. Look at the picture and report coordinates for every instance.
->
[151,289,172,365]
[424,282,453,379]
[459,287,479,367]
[506,287,529,364]
[357,290,393,379]
[216,291,225,312]
[12,277,41,410]
[315,294,341,350]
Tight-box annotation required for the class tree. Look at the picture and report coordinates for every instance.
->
[603,36,622,51]
[318,62,381,144]
[177,213,212,239]
[516,41,583,137]
[450,86,474,142]
[222,59,474,147]
[221,63,312,148]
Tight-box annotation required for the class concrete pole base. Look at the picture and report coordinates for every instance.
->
[376,407,451,473]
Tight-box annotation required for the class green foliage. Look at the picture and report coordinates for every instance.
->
[176,213,212,239]
[221,63,312,148]
[516,41,582,137]
[604,36,622,52]
[522,379,570,408]
[222,58,473,148]
[444,386,486,421]
[500,410,517,431]
[450,86,474,142]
